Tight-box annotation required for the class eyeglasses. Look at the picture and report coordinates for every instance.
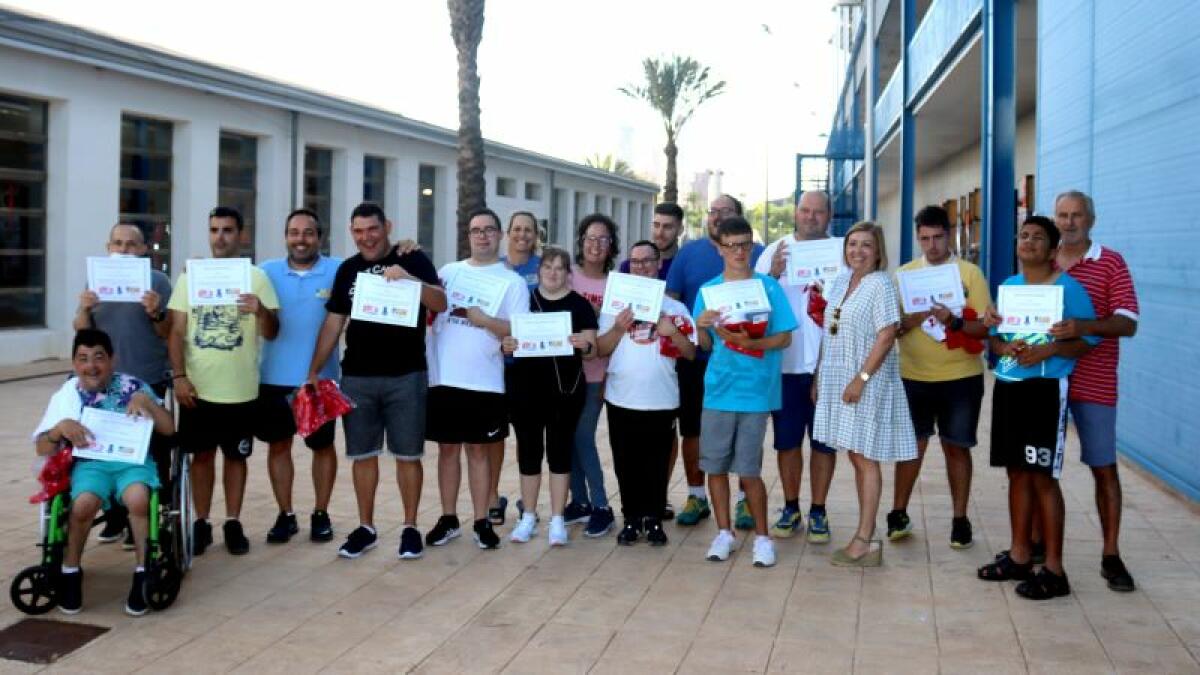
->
[830,306,842,336]
[720,241,754,252]
[468,226,500,237]
[629,256,659,267]
[583,235,611,245]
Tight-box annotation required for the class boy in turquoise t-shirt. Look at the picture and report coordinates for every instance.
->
[693,217,798,568]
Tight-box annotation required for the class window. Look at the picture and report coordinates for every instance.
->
[120,115,173,273]
[496,176,516,197]
[304,147,332,255]
[573,191,586,225]
[0,94,47,328]
[524,182,543,201]
[418,164,437,260]
[218,132,257,259]
[550,189,564,244]
[363,155,387,211]
[594,194,606,214]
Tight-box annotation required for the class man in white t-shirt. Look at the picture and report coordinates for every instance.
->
[597,240,698,546]
[755,191,840,543]
[424,208,530,550]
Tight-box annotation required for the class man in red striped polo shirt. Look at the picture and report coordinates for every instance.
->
[1049,190,1140,592]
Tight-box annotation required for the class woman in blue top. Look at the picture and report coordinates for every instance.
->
[501,211,542,290]
[977,216,1099,600]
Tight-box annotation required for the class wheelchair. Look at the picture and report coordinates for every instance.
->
[9,440,193,615]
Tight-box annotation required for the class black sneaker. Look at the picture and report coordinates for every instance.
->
[584,506,615,538]
[97,507,127,543]
[192,519,213,556]
[562,501,592,525]
[338,526,379,559]
[886,509,912,541]
[223,519,250,555]
[398,526,424,560]
[473,519,500,550]
[266,512,299,544]
[426,515,462,546]
[1101,554,1136,592]
[616,521,640,546]
[310,510,334,542]
[950,517,974,550]
[644,518,668,546]
[122,527,136,551]
[58,569,82,614]
[489,496,509,526]
[125,570,147,617]
[662,502,675,521]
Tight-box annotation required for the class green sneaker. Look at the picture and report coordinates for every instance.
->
[769,505,803,538]
[734,499,754,530]
[807,510,831,544]
[675,495,711,526]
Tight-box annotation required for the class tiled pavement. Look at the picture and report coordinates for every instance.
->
[0,373,1197,674]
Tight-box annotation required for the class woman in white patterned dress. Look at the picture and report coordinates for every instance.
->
[813,222,917,567]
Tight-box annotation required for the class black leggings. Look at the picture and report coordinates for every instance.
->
[512,387,586,476]
[607,403,675,522]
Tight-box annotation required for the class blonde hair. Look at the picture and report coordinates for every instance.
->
[843,221,888,271]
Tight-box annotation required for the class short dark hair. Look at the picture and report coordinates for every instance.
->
[630,239,660,259]
[208,206,244,231]
[350,202,387,225]
[575,213,619,271]
[653,203,684,221]
[285,208,322,236]
[717,216,754,240]
[468,207,502,231]
[73,328,113,358]
[1023,215,1061,248]
[914,205,951,232]
[720,194,744,216]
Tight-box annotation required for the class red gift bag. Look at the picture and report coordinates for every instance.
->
[29,447,73,504]
[292,380,356,438]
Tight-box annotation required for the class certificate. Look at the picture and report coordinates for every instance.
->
[73,408,153,465]
[512,312,573,357]
[700,278,771,320]
[187,258,253,306]
[446,267,503,316]
[601,272,665,322]
[87,256,152,303]
[997,285,1064,334]
[350,273,421,327]
[785,237,844,287]
[897,263,965,313]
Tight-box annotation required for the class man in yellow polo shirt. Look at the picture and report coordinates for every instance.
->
[890,206,993,549]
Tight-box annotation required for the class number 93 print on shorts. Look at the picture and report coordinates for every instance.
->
[989,376,1068,479]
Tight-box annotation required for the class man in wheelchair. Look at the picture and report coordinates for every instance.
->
[32,328,176,616]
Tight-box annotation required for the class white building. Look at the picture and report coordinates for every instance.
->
[0,9,658,365]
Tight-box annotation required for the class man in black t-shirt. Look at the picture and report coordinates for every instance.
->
[306,203,446,560]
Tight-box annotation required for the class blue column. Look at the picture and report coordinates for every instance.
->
[868,31,879,220]
[981,0,1017,292]
[898,0,916,263]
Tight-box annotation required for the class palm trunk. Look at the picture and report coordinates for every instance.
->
[663,134,678,204]
[450,0,487,260]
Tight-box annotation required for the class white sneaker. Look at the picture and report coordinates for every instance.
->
[752,536,776,568]
[511,513,537,543]
[706,530,736,562]
[548,515,569,546]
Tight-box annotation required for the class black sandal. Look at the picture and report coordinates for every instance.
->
[1015,567,1071,600]
[977,551,1033,581]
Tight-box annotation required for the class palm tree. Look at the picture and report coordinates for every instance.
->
[584,153,639,179]
[620,56,726,203]
[448,0,487,259]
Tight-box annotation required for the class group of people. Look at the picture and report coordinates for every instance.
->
[32,186,1139,617]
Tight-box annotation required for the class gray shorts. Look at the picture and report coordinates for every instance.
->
[341,372,427,461]
[699,410,768,477]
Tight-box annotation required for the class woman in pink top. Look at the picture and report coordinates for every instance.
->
[565,213,619,537]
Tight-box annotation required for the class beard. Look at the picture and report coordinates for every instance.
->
[289,248,318,265]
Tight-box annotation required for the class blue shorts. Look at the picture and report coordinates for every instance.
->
[771,373,834,453]
[902,375,985,448]
[70,459,160,510]
[1069,401,1117,467]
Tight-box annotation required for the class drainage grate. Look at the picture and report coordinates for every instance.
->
[0,618,108,664]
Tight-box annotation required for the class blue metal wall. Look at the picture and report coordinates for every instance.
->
[1037,0,1200,501]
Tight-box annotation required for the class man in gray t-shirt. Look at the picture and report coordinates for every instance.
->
[74,223,173,390]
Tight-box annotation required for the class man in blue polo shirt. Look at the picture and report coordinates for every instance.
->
[256,209,342,544]
[666,194,763,529]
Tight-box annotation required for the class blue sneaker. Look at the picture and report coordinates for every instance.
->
[770,506,803,538]
[675,495,711,526]
[584,506,615,538]
[807,510,831,544]
[734,499,755,530]
[562,501,592,525]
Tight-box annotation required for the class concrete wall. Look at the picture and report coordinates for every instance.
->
[1037,0,1200,501]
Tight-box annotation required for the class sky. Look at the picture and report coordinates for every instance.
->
[5,0,841,204]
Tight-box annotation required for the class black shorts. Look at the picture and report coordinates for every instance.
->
[989,377,1068,479]
[254,384,336,450]
[902,374,985,448]
[676,357,708,438]
[425,385,510,444]
[178,398,256,459]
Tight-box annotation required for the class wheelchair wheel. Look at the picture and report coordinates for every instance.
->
[143,561,182,611]
[175,452,193,572]
[10,566,57,615]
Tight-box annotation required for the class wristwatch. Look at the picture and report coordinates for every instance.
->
[858,371,871,383]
